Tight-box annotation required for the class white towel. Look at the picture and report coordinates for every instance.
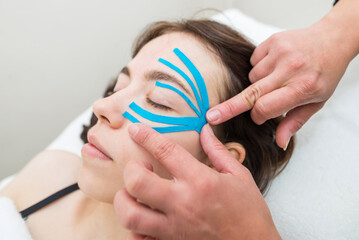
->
[0,198,33,240]
[0,176,33,240]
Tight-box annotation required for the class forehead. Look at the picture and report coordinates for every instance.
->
[129,32,227,107]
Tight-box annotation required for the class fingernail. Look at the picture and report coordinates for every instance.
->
[284,136,291,151]
[128,124,139,137]
[207,109,221,123]
[206,124,214,136]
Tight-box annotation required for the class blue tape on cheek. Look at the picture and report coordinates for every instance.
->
[122,48,210,134]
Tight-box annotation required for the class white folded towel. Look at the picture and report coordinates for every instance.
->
[0,197,33,240]
[0,176,33,240]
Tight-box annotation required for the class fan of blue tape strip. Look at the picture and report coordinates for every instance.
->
[123,48,209,134]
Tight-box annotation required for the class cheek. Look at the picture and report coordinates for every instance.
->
[109,129,204,185]
[166,131,204,162]
[112,134,173,180]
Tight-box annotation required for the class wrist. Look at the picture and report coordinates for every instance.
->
[313,0,359,61]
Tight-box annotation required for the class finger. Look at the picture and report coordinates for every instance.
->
[250,81,317,125]
[248,55,275,83]
[128,123,204,180]
[200,124,244,176]
[250,40,270,66]
[124,160,173,211]
[114,189,167,238]
[275,102,324,149]
[206,75,280,125]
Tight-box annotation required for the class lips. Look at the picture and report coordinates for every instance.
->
[85,134,113,161]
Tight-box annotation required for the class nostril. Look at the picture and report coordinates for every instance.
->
[99,114,111,124]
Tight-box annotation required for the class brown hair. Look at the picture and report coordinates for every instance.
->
[81,19,294,194]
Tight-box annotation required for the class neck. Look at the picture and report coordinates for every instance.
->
[71,190,129,239]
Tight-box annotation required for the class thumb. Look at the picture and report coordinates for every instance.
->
[200,124,244,176]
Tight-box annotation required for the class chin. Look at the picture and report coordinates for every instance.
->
[77,157,123,204]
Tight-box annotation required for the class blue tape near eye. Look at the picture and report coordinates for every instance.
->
[155,81,201,117]
[158,58,204,114]
[129,102,200,127]
[123,48,210,134]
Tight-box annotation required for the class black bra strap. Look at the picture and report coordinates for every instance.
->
[20,183,79,220]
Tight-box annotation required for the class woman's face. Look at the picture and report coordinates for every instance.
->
[78,32,227,203]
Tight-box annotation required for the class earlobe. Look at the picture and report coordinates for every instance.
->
[224,142,246,164]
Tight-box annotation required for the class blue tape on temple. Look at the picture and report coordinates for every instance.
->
[123,48,209,134]
[158,58,204,113]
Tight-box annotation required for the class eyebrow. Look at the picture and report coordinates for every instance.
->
[120,66,193,99]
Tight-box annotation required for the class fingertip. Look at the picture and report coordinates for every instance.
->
[203,124,214,136]
[275,122,293,150]
[206,109,222,125]
[128,123,142,138]
[114,189,128,215]
[200,124,216,152]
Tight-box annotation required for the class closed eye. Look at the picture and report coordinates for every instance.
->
[146,98,171,111]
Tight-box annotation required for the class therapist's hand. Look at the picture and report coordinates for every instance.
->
[114,123,281,240]
[206,0,359,150]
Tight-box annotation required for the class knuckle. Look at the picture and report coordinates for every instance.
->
[194,178,211,194]
[193,174,218,194]
[253,99,269,120]
[277,42,292,56]
[153,140,176,161]
[287,56,305,72]
[269,33,280,43]
[242,84,262,108]
[299,73,321,97]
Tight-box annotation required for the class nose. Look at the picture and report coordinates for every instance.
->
[93,93,125,129]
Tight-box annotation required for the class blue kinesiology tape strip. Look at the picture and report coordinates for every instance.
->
[158,58,204,113]
[173,48,209,110]
[129,102,200,127]
[123,48,210,134]
[122,111,140,123]
[155,81,201,117]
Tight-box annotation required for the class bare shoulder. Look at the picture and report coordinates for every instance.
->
[0,150,81,211]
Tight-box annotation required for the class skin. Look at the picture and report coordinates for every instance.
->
[117,123,280,240]
[0,32,245,239]
[117,1,359,239]
[206,0,359,150]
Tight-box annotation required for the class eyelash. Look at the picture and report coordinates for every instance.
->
[146,98,171,111]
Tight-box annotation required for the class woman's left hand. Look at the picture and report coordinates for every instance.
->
[114,123,281,240]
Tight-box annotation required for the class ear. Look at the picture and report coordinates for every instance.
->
[224,142,246,164]
[201,142,246,168]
